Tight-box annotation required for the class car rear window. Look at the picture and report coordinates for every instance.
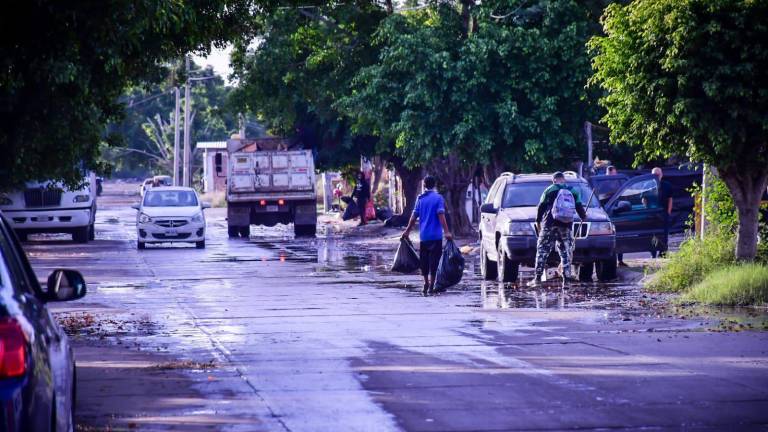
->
[143,190,198,207]
[502,182,601,208]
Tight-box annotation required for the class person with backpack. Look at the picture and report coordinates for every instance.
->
[529,172,588,287]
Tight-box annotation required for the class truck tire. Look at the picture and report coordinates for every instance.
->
[227,226,239,238]
[294,224,316,237]
[480,243,498,280]
[497,242,519,283]
[597,255,618,282]
[239,225,250,238]
[578,262,594,282]
[73,226,89,243]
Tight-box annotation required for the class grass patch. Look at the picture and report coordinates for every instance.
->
[646,231,735,293]
[683,264,768,306]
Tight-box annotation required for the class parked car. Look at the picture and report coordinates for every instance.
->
[601,174,674,258]
[132,187,210,249]
[479,172,617,283]
[0,211,87,431]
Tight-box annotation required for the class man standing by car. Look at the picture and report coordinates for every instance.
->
[529,172,588,286]
[652,167,673,257]
[402,175,453,295]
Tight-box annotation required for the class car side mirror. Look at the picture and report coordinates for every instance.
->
[201,202,212,209]
[613,200,632,214]
[480,203,497,214]
[131,203,140,210]
[46,269,87,302]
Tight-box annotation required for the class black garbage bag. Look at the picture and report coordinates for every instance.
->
[376,206,393,221]
[434,240,465,291]
[391,238,420,273]
[342,201,360,221]
[384,214,409,228]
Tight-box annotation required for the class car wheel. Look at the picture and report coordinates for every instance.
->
[88,223,95,241]
[597,255,618,282]
[195,240,206,249]
[578,262,594,282]
[239,226,250,238]
[137,241,146,250]
[480,243,498,280]
[497,242,519,283]
[16,231,28,242]
[72,226,89,243]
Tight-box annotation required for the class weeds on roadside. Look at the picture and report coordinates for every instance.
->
[684,264,768,306]
[646,231,735,293]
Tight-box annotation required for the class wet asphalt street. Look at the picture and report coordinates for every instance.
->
[25,185,768,431]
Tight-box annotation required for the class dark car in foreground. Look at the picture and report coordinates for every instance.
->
[0,212,86,431]
[479,172,617,283]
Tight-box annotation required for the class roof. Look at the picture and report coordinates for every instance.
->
[501,172,587,184]
[146,186,197,192]
[197,141,227,149]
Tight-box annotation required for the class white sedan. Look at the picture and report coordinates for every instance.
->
[132,187,210,249]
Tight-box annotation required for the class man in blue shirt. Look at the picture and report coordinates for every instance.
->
[402,175,453,295]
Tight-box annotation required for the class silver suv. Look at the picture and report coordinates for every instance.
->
[478,172,617,283]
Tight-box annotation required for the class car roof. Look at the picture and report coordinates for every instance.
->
[145,186,197,192]
[499,172,588,184]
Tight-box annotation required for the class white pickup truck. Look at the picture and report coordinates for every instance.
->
[0,172,97,242]
[224,137,317,237]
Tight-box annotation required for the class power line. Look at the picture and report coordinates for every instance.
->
[125,89,174,108]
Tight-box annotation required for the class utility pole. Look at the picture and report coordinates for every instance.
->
[584,121,593,174]
[183,55,191,188]
[173,86,181,186]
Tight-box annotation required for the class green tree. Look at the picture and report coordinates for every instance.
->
[111,63,240,178]
[590,0,768,260]
[341,0,598,233]
[1,0,251,189]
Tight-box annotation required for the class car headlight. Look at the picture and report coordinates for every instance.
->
[506,222,535,236]
[73,194,90,203]
[190,213,203,223]
[0,195,12,206]
[139,213,151,224]
[590,222,614,235]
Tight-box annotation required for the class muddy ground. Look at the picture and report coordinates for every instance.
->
[24,181,768,431]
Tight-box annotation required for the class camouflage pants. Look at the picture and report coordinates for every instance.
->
[534,225,574,279]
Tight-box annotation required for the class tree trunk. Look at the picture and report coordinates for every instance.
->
[395,162,423,217]
[719,165,768,260]
[370,155,385,197]
[430,156,475,236]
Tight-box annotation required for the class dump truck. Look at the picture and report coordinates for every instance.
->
[224,137,317,237]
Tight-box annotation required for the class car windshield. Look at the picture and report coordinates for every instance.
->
[501,182,601,208]
[143,190,198,207]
